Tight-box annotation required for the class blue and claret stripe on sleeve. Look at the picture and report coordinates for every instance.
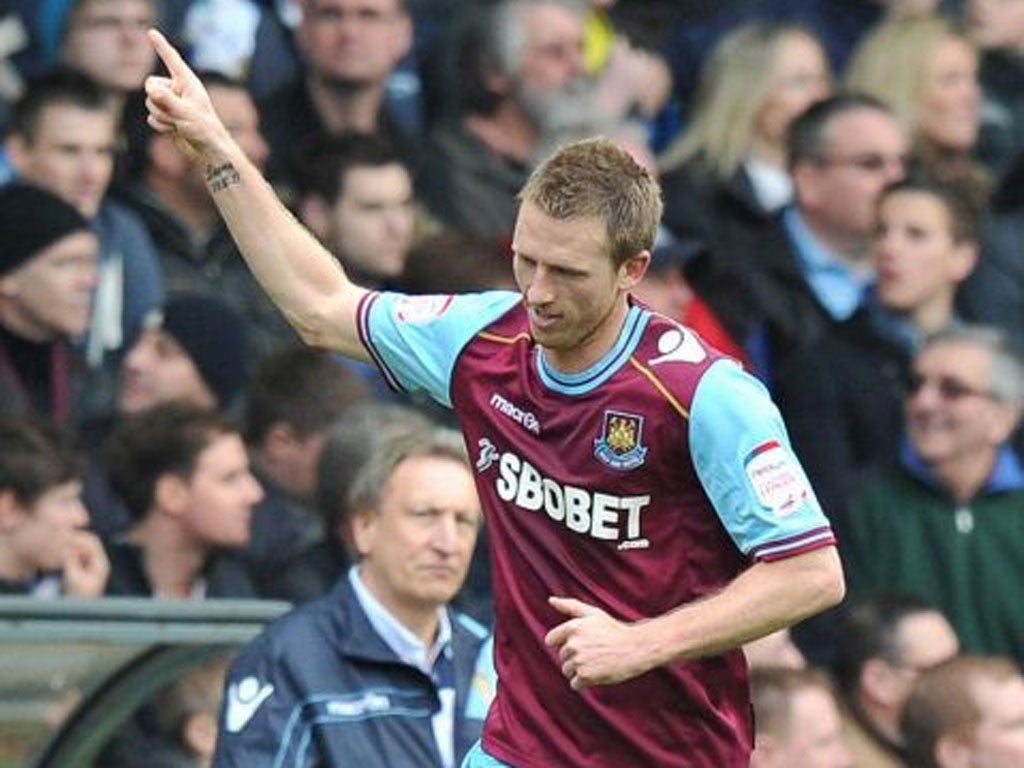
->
[357,291,404,393]
[749,526,837,562]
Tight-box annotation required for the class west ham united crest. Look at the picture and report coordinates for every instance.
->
[594,411,648,470]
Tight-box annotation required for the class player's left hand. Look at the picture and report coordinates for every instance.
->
[544,596,653,691]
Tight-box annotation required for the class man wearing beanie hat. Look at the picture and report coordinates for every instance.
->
[7,67,165,372]
[0,183,98,424]
[79,293,251,539]
[119,293,251,414]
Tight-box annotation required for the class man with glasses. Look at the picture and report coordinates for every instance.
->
[685,93,907,381]
[845,325,1024,664]
[257,0,415,194]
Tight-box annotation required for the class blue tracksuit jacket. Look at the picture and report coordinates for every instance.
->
[213,576,494,767]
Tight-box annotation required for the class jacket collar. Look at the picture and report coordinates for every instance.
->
[900,440,1024,496]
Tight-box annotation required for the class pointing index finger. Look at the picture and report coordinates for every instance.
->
[147,28,193,81]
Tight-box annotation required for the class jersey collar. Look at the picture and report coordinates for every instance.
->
[535,305,650,396]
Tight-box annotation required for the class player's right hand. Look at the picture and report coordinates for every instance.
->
[144,29,233,164]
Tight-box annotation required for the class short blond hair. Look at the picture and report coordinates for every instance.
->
[518,137,662,267]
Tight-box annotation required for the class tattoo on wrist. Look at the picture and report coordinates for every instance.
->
[205,162,241,192]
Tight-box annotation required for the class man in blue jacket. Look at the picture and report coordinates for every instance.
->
[214,424,494,768]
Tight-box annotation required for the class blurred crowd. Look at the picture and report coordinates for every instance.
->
[1,0,1023,765]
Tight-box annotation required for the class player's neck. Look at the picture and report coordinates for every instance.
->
[543,297,630,375]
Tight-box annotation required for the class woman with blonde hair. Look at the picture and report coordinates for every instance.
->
[846,15,988,204]
[659,22,832,246]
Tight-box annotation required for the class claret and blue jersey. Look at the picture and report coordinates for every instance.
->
[358,290,836,768]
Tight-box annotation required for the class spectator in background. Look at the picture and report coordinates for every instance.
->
[82,293,251,538]
[658,0,936,125]
[0,183,98,426]
[215,427,494,768]
[956,1,1024,350]
[845,326,1024,664]
[148,654,231,768]
[116,72,295,359]
[58,0,157,112]
[0,415,108,597]
[846,16,988,208]
[6,67,164,375]
[118,294,251,418]
[902,655,1024,768]
[832,594,960,768]
[749,666,853,768]
[102,403,263,599]
[660,23,832,249]
[964,0,1024,181]
[776,175,979,524]
[582,0,672,128]
[99,652,233,768]
[420,0,592,239]
[239,345,370,602]
[288,403,433,601]
[157,654,230,767]
[965,161,1024,352]
[295,132,416,288]
[258,0,415,194]
[683,94,907,381]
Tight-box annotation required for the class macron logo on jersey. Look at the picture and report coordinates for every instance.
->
[225,677,274,733]
[479,443,651,547]
[489,393,541,435]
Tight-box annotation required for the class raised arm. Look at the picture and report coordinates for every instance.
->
[143,30,369,360]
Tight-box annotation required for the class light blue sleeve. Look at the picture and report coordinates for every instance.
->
[690,360,834,560]
[361,291,522,407]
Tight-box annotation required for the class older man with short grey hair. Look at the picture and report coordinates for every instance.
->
[846,324,1024,664]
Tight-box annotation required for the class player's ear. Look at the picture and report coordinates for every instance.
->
[618,250,651,290]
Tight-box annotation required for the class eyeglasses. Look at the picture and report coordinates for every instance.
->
[905,372,997,401]
[813,153,909,173]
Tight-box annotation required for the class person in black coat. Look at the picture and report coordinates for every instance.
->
[775,174,980,532]
[101,403,264,599]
